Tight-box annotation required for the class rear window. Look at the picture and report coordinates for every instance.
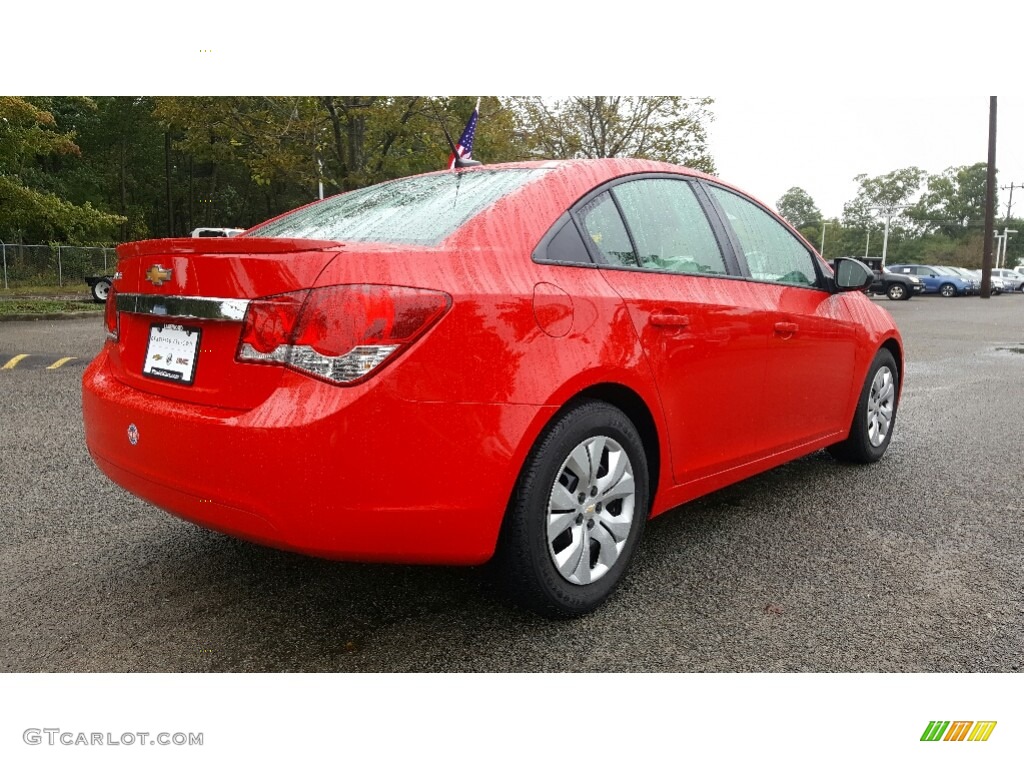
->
[245,169,545,246]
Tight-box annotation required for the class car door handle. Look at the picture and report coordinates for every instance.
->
[650,313,690,328]
[774,321,799,337]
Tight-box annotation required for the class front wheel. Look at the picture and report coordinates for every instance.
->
[828,348,899,464]
[886,283,906,300]
[939,283,957,297]
[493,400,650,618]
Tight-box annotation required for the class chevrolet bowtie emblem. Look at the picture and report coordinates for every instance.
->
[145,264,173,286]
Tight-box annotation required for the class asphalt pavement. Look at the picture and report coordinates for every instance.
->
[1,295,1022,672]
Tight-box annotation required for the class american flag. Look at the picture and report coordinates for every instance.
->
[447,98,480,169]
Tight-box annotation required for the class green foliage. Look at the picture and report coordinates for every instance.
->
[146,96,528,231]
[0,97,124,244]
[907,163,989,239]
[777,187,822,230]
[0,298,101,315]
[2,96,719,243]
[510,96,716,173]
[842,167,925,230]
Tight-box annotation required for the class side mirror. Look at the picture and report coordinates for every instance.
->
[833,257,873,292]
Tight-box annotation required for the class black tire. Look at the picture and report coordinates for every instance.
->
[493,400,650,618]
[886,283,906,301]
[828,348,899,464]
[91,278,112,303]
[939,282,956,297]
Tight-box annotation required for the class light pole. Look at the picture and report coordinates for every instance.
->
[870,207,907,269]
[999,228,1017,268]
[820,221,827,258]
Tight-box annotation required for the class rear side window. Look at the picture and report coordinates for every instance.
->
[245,169,544,246]
[577,192,637,267]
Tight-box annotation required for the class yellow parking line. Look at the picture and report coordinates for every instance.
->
[47,357,77,370]
[2,354,29,370]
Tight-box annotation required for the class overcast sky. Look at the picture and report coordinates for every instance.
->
[709,95,1023,220]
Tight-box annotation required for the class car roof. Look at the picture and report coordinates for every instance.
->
[445,158,803,255]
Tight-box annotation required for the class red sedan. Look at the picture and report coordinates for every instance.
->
[82,158,903,617]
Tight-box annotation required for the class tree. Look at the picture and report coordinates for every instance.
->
[0,97,124,243]
[776,187,822,230]
[907,162,989,239]
[511,96,716,173]
[151,96,527,230]
[842,167,925,229]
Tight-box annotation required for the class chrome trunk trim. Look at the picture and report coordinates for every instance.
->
[115,294,250,321]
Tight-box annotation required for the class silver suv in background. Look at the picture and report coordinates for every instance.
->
[991,268,1024,292]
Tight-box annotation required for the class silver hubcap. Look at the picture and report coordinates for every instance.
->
[867,367,895,447]
[96,282,110,300]
[546,436,636,585]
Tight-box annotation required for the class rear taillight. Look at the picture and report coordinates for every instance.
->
[104,284,118,341]
[236,284,451,385]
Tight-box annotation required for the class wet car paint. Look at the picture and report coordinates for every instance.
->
[82,159,903,565]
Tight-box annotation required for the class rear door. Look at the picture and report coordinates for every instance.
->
[575,176,772,484]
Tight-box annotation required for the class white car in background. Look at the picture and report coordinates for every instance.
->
[963,269,1002,294]
[191,227,245,238]
[991,268,1024,292]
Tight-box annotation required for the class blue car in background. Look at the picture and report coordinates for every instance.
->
[887,264,974,297]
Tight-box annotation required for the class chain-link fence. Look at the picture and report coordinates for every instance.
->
[0,243,117,289]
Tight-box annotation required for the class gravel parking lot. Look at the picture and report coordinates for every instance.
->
[1,295,1022,672]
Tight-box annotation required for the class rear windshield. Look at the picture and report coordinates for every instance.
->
[245,169,544,246]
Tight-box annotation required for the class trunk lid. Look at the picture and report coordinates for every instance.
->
[108,238,343,410]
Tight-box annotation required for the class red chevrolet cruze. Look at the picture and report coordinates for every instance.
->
[82,158,903,617]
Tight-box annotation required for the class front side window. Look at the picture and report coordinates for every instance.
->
[709,186,819,287]
[245,169,544,246]
[612,179,728,276]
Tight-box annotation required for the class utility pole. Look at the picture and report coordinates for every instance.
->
[982,96,997,298]
[1001,182,1023,221]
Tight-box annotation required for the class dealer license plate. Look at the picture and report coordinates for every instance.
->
[142,323,201,385]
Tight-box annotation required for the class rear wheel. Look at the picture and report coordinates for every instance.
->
[494,400,649,618]
[828,348,899,464]
[886,283,906,300]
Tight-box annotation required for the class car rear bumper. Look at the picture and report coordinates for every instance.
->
[82,348,549,565]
